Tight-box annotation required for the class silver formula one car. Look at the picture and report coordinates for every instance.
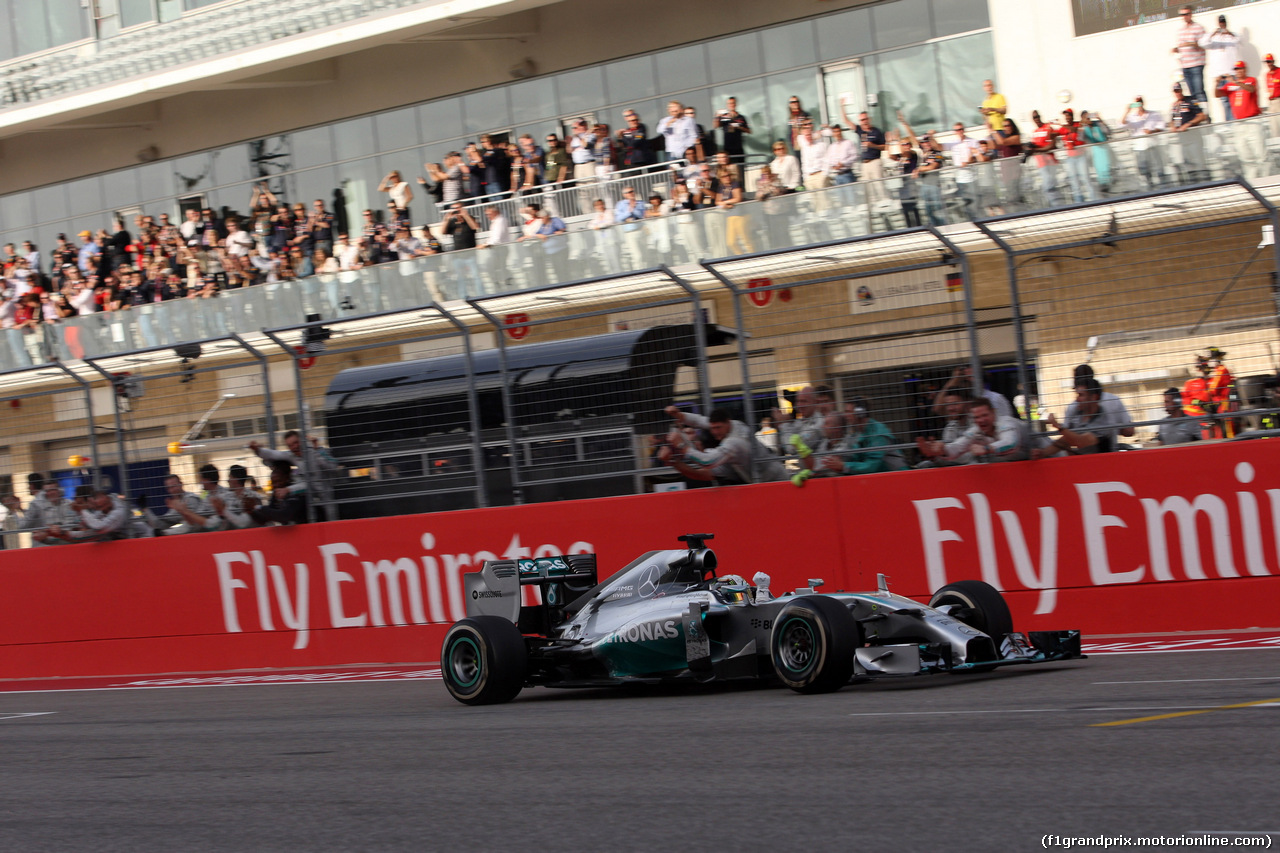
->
[440,534,1083,705]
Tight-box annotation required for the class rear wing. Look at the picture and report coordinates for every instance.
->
[464,554,598,625]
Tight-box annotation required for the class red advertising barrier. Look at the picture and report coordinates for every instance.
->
[3,440,1279,680]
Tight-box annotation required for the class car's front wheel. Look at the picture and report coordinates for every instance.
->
[770,596,861,694]
[929,579,1013,639]
[440,616,527,705]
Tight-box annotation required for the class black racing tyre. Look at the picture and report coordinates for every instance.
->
[440,616,527,705]
[929,579,1014,653]
[770,596,862,694]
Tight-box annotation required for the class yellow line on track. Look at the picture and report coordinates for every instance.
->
[1092,697,1280,727]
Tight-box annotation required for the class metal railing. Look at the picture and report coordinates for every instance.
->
[14,112,1275,368]
[434,160,692,227]
[0,0,436,109]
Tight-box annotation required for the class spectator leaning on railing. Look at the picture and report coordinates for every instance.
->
[659,406,787,486]
[1156,388,1202,446]
[940,397,1031,464]
[24,482,79,546]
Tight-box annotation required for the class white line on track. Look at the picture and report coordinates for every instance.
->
[0,712,56,721]
[847,705,1259,717]
[1094,676,1280,685]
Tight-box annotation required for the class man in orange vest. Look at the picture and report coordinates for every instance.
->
[1205,346,1237,438]
[1182,355,1213,438]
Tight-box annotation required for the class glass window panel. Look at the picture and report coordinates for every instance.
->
[861,54,887,130]
[509,77,558,125]
[708,33,762,84]
[120,0,157,28]
[32,185,68,224]
[872,0,932,50]
[136,162,171,202]
[333,117,376,161]
[817,7,873,61]
[12,2,51,55]
[605,55,656,106]
[0,16,13,61]
[40,222,72,261]
[711,79,768,158]
[288,126,334,170]
[655,45,708,95]
[556,67,605,117]
[937,32,996,129]
[172,153,213,195]
[101,169,140,212]
[1,194,33,231]
[874,44,941,129]
[47,0,89,46]
[212,146,252,188]
[209,183,252,220]
[462,87,511,135]
[375,107,420,153]
[932,0,989,36]
[761,20,817,74]
[158,0,181,23]
[292,168,337,218]
[334,157,376,236]
[766,69,821,137]
[419,98,463,142]
[66,176,105,216]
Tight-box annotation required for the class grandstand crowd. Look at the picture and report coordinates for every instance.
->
[3,3,1278,330]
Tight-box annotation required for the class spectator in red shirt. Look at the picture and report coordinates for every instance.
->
[1027,110,1060,206]
[1216,60,1261,119]
[1056,108,1094,203]
[1217,61,1266,180]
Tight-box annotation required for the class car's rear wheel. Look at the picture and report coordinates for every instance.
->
[770,596,861,694]
[441,616,527,705]
[929,580,1013,669]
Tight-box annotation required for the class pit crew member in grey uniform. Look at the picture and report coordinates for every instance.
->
[660,407,787,485]
[916,390,975,467]
[53,490,146,541]
[145,474,212,535]
[209,463,264,529]
[1038,377,1128,456]
[24,482,80,546]
[772,384,830,458]
[1067,364,1135,438]
[1156,387,1202,445]
[249,430,342,520]
[943,397,1031,463]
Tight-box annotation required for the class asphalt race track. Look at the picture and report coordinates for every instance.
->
[2,647,1279,852]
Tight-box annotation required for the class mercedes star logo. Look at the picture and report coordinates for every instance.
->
[638,565,661,598]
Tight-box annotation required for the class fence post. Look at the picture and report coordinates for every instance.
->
[231,333,276,450]
[927,227,983,403]
[465,299,524,505]
[82,358,131,500]
[433,303,490,508]
[699,262,758,477]
[262,328,317,523]
[661,266,714,418]
[972,220,1030,413]
[55,362,100,490]
[1235,179,1280,347]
